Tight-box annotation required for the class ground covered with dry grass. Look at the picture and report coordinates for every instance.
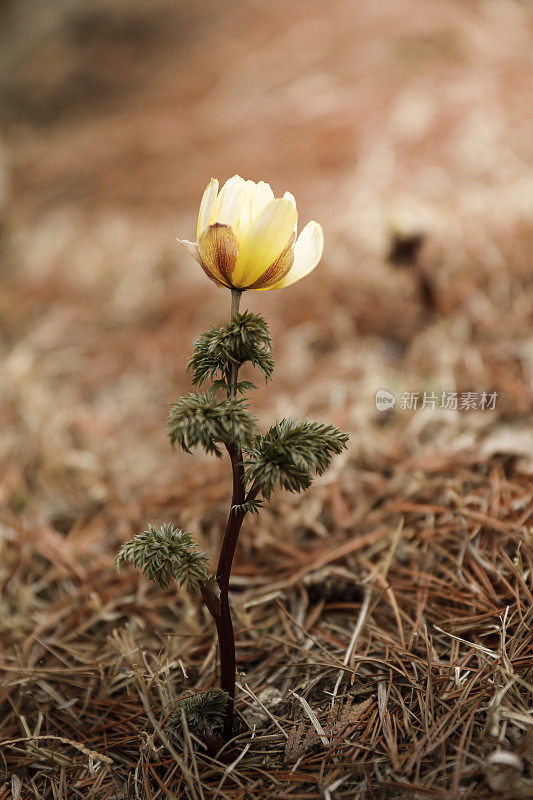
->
[0,1,532,798]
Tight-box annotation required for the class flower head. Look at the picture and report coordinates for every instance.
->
[178,175,323,291]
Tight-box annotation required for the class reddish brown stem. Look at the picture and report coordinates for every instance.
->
[199,288,248,739]
[215,443,246,738]
[199,450,260,738]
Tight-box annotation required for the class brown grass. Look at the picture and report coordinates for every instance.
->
[1,452,532,798]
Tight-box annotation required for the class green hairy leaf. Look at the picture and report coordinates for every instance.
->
[231,499,264,515]
[116,523,209,591]
[188,311,274,389]
[244,418,349,500]
[167,392,258,457]
[236,380,258,395]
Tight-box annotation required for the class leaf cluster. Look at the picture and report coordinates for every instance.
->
[188,311,273,391]
[167,392,258,457]
[165,689,230,742]
[116,523,209,591]
[244,418,349,499]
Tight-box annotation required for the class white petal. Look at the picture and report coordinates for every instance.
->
[233,180,256,241]
[232,198,297,288]
[211,175,249,229]
[283,191,298,235]
[283,191,296,208]
[251,181,275,222]
[197,178,219,238]
[177,238,201,263]
[271,221,323,288]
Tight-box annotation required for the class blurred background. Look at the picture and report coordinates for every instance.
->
[0,0,532,793]
[1,0,531,524]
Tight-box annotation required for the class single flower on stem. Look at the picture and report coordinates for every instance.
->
[178,174,324,291]
[118,176,347,749]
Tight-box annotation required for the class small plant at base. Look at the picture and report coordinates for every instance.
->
[165,689,230,743]
[117,175,348,746]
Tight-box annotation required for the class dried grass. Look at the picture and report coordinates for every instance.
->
[1,443,532,798]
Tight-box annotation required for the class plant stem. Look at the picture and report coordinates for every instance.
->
[202,288,246,739]
[216,449,246,738]
[229,289,242,398]
[230,288,242,324]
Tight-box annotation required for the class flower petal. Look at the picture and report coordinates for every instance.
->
[233,180,256,241]
[235,180,275,242]
[267,221,323,289]
[251,181,275,221]
[246,232,295,290]
[232,198,298,288]
[283,191,298,236]
[198,223,239,286]
[177,236,228,287]
[210,175,249,229]
[283,191,296,209]
[177,238,201,262]
[197,178,219,238]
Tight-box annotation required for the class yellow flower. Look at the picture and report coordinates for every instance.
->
[177,175,323,291]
